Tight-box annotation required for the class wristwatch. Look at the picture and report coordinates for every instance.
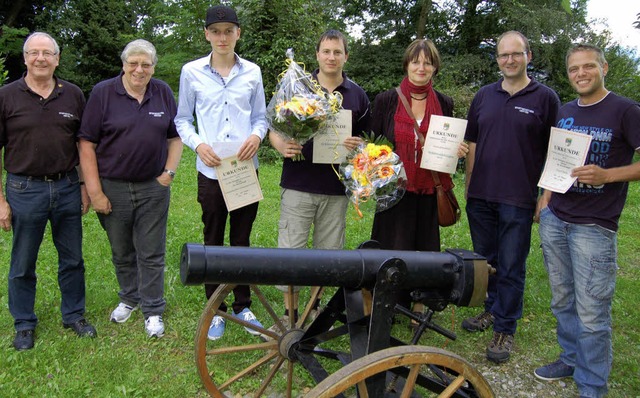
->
[164,169,176,178]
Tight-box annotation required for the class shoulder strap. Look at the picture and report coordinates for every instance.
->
[395,87,442,186]
[395,87,424,146]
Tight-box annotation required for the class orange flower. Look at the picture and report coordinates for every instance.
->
[352,153,368,171]
[376,165,395,179]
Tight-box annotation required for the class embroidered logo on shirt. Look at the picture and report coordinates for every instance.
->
[149,111,165,118]
[59,112,75,119]
[514,106,534,115]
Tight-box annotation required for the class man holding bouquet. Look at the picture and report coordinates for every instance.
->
[268,29,370,323]
[175,5,267,341]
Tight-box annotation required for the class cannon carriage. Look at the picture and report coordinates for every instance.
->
[180,241,495,397]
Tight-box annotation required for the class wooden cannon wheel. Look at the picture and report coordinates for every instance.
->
[195,283,493,397]
[194,283,326,397]
[306,345,494,398]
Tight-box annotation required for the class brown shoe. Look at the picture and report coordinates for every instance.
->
[462,311,494,332]
[486,331,514,363]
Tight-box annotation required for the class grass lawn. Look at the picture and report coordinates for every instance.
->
[0,149,638,397]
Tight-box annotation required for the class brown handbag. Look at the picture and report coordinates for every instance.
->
[395,87,461,226]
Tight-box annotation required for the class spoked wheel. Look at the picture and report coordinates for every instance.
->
[195,283,329,398]
[306,345,494,398]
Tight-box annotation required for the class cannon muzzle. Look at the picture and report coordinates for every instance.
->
[180,243,488,308]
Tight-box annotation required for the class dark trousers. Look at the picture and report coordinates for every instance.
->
[466,197,534,335]
[197,172,259,313]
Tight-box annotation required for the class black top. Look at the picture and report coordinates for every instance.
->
[0,75,85,176]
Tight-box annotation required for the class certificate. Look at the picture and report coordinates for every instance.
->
[420,115,468,174]
[215,155,264,211]
[313,109,352,164]
[538,127,592,193]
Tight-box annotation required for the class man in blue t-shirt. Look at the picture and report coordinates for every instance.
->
[463,31,560,363]
[534,44,640,398]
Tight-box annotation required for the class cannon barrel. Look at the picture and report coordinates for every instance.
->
[180,243,488,308]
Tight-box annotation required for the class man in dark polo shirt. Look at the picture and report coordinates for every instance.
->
[0,32,97,351]
[268,29,370,322]
[463,31,560,363]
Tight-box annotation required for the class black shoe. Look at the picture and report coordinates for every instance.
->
[13,329,35,351]
[63,318,97,338]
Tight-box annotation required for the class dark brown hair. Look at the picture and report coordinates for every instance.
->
[402,39,441,76]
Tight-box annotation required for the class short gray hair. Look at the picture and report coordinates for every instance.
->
[23,32,60,55]
[120,39,158,65]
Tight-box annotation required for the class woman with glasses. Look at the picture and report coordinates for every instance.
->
[78,39,183,338]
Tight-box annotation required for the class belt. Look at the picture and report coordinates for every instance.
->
[24,172,69,181]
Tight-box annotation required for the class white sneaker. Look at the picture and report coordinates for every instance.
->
[145,315,165,338]
[110,302,139,323]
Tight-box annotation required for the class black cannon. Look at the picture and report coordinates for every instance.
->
[181,242,495,398]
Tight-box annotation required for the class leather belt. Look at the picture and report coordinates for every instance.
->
[23,172,68,181]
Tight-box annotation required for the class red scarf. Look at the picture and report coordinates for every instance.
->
[394,77,444,194]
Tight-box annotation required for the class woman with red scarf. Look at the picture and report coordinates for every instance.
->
[369,39,466,318]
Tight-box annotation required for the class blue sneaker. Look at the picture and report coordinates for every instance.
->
[207,315,225,341]
[233,308,263,336]
[534,359,574,381]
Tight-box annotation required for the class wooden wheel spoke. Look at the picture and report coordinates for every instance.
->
[253,356,287,398]
[438,374,467,398]
[252,285,283,326]
[400,364,421,398]
[219,351,279,390]
[206,340,276,356]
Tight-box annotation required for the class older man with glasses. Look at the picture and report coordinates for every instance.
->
[0,32,96,351]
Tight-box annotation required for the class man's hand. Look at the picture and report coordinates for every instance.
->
[90,192,112,215]
[237,135,262,161]
[571,164,610,186]
[196,143,222,167]
[0,198,11,231]
[156,172,173,187]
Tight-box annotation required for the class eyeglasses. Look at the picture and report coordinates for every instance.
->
[497,52,527,62]
[125,61,154,70]
[24,50,58,59]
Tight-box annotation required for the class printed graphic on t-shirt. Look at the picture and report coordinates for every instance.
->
[557,117,610,193]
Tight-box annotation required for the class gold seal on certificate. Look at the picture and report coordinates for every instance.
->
[312,109,352,164]
[538,127,592,193]
[420,115,468,174]
[215,156,264,211]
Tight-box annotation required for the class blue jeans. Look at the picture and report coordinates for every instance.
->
[6,171,86,331]
[97,178,170,318]
[466,198,534,335]
[539,207,616,398]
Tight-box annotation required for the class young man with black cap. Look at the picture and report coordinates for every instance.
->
[175,5,267,341]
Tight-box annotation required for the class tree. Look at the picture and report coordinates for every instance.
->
[32,0,150,94]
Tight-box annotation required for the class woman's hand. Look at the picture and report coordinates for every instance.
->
[457,141,470,158]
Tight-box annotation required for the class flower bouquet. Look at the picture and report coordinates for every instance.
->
[267,49,342,160]
[340,137,406,217]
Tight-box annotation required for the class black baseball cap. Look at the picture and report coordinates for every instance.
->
[205,5,240,28]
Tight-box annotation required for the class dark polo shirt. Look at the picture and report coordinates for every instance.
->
[0,75,85,176]
[465,78,560,209]
[78,73,179,182]
[279,70,370,195]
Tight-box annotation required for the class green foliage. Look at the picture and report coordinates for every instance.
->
[0,55,7,87]
[33,0,144,95]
